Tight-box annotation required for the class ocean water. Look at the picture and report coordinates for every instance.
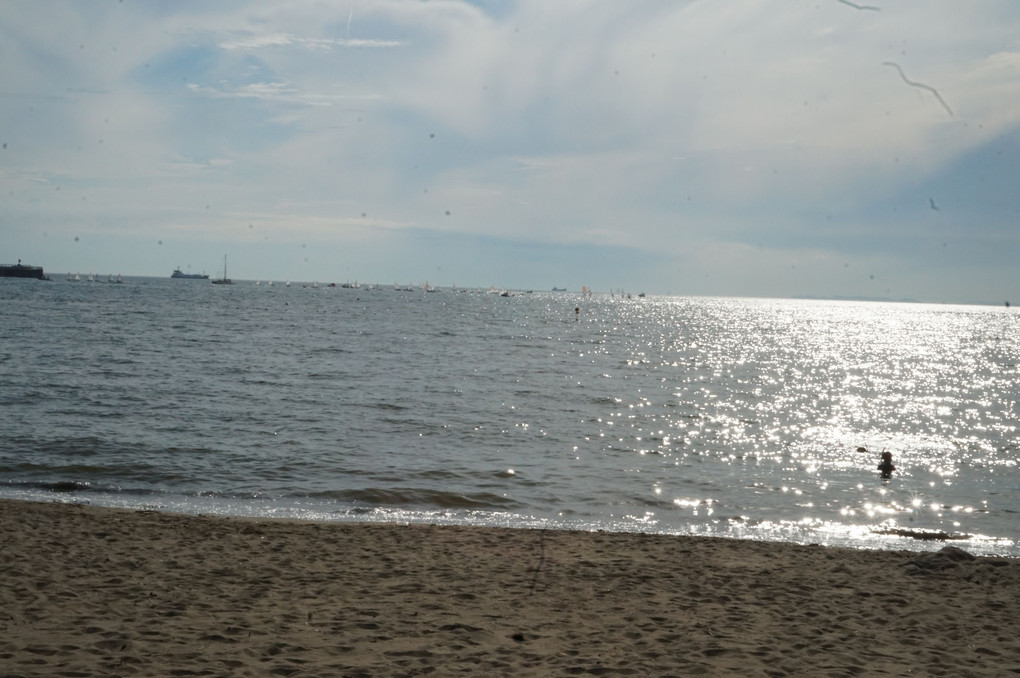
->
[1,276,1017,556]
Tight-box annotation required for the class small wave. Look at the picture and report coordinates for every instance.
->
[316,487,523,510]
[308,347,351,356]
[365,402,410,412]
[872,528,970,541]
[305,371,346,380]
[0,479,124,495]
[412,469,468,481]
[41,480,91,493]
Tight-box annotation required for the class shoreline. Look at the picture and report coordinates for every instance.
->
[2,499,1019,676]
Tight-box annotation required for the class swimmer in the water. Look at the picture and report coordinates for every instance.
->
[877,450,895,478]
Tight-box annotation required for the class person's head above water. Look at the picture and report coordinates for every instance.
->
[878,450,895,477]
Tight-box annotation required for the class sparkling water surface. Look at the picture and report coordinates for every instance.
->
[1,277,1017,556]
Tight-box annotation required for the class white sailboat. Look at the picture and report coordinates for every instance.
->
[211,255,234,285]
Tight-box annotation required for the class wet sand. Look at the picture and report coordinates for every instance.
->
[1,499,1018,676]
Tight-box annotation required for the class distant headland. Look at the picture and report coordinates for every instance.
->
[0,260,48,280]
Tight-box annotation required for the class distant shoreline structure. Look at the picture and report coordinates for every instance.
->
[0,261,48,280]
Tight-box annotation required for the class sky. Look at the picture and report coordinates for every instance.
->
[2,1,1019,303]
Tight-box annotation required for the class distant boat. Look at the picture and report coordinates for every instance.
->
[211,255,234,285]
[171,267,209,280]
[115,274,124,284]
[552,287,566,292]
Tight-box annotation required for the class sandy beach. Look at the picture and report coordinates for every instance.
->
[1,500,1018,677]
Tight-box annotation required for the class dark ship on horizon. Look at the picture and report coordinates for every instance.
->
[171,267,209,280]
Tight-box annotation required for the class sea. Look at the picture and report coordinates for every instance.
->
[1,276,1017,556]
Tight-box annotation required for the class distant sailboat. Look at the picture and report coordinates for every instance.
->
[211,255,234,285]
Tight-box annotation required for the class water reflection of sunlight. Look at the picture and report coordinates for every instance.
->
[573,297,1018,551]
[672,497,715,517]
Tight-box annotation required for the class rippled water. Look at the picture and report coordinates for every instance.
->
[1,277,1017,555]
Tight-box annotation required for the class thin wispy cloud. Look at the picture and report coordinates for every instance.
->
[184,81,379,110]
[218,33,403,51]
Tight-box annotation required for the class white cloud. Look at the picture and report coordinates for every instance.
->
[218,32,403,51]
